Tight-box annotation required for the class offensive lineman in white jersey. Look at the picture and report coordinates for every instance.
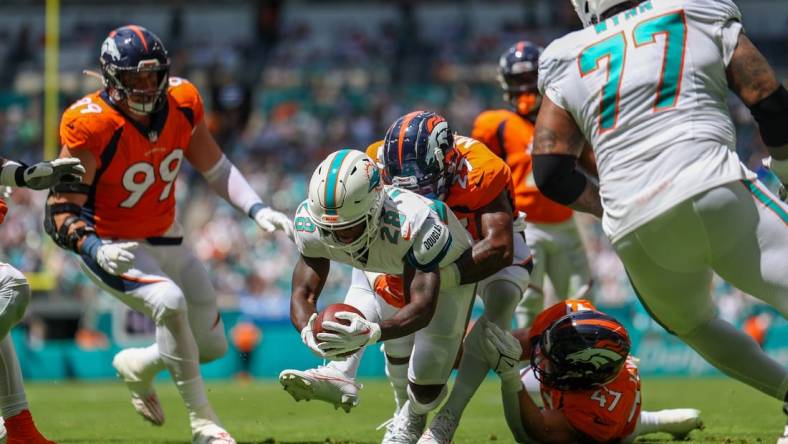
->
[290,149,475,442]
[531,0,788,440]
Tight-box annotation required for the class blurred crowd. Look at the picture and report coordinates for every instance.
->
[0,0,785,340]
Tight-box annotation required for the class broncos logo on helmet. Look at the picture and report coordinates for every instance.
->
[380,111,460,200]
[531,310,631,391]
[100,25,170,115]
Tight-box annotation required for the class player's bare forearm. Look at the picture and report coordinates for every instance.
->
[378,265,439,341]
[727,34,788,159]
[290,255,329,331]
[453,193,514,284]
[517,390,578,443]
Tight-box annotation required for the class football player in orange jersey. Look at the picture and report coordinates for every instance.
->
[279,111,531,443]
[46,26,291,444]
[481,301,703,444]
[472,41,594,328]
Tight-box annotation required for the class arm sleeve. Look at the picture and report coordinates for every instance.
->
[201,154,263,216]
[405,216,453,272]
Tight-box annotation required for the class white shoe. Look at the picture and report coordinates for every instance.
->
[192,423,236,444]
[418,408,459,444]
[279,366,361,413]
[380,401,427,444]
[113,348,165,426]
[655,409,703,439]
[778,404,788,444]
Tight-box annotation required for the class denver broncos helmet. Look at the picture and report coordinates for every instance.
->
[100,25,170,115]
[498,41,542,116]
[381,111,459,200]
[531,310,631,391]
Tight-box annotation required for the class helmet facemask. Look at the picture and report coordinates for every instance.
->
[498,61,541,116]
[311,188,385,261]
[104,61,170,115]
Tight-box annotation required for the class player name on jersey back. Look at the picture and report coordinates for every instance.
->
[539,0,754,242]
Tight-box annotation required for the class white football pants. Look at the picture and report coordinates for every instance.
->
[0,264,31,418]
[517,218,592,328]
[614,180,788,401]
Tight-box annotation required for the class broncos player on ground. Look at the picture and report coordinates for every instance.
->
[289,147,475,444]
[482,301,703,443]
[473,41,594,328]
[531,1,788,440]
[282,111,530,443]
[47,25,292,444]
[0,157,84,443]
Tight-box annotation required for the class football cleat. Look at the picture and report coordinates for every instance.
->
[654,409,704,440]
[113,348,165,426]
[0,422,6,444]
[417,408,459,444]
[778,403,788,444]
[380,401,427,444]
[3,410,55,444]
[191,423,236,444]
[279,366,361,413]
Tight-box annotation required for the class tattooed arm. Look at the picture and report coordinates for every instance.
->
[727,34,788,160]
[532,96,603,218]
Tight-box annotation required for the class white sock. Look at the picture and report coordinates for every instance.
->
[443,321,488,416]
[385,360,409,413]
[157,312,217,427]
[328,347,364,380]
[0,337,27,418]
[682,318,788,400]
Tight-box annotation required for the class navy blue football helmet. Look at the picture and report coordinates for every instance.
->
[531,310,631,391]
[498,41,542,116]
[100,25,170,115]
[381,111,459,200]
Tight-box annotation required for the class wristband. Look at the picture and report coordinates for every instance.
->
[248,202,266,219]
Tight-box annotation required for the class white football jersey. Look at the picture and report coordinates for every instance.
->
[539,0,755,242]
[294,186,472,274]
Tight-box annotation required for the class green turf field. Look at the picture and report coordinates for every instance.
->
[28,377,783,443]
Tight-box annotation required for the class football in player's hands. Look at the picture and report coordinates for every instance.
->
[313,303,366,356]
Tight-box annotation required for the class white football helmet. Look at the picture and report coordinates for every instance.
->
[307,149,384,257]
[571,0,632,27]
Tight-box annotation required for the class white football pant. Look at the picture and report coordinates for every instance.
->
[614,180,788,401]
[0,264,31,418]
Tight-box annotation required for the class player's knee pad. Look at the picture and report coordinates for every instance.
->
[407,383,447,414]
[149,281,188,323]
[0,267,30,337]
[481,280,523,328]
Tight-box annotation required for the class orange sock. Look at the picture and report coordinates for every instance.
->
[5,410,55,444]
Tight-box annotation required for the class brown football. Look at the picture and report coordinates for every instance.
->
[313,303,366,356]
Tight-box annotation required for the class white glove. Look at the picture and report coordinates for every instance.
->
[300,313,343,361]
[482,322,523,385]
[316,312,381,357]
[254,206,294,239]
[96,242,138,276]
[22,158,85,190]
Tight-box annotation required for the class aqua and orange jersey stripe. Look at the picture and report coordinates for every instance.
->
[743,180,788,225]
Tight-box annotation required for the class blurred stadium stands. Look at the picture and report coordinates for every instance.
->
[0,0,785,379]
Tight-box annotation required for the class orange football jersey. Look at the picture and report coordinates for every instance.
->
[540,357,642,443]
[472,109,573,224]
[529,300,641,443]
[59,77,204,239]
[366,136,515,240]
